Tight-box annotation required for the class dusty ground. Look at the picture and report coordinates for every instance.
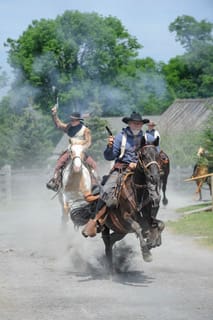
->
[0,173,212,320]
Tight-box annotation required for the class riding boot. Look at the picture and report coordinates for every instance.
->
[82,199,106,238]
[46,170,61,192]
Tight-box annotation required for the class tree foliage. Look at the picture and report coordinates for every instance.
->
[165,15,213,99]
[1,12,213,169]
[202,105,213,171]
[169,15,213,51]
[0,97,53,168]
[5,11,141,115]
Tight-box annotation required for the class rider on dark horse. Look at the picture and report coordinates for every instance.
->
[46,106,97,192]
[82,111,150,237]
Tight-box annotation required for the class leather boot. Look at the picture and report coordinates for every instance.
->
[82,199,106,237]
[46,171,61,191]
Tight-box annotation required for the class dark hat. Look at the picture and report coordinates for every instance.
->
[122,111,149,124]
[70,112,83,120]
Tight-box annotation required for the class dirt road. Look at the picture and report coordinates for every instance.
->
[0,175,212,320]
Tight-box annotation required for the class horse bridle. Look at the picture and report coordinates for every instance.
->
[137,154,160,172]
[70,152,83,172]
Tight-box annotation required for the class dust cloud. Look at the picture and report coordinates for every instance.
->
[1,167,213,320]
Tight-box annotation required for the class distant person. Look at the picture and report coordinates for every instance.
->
[46,106,97,192]
[144,121,160,152]
[192,147,209,177]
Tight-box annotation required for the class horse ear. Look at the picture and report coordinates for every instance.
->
[140,136,146,147]
[153,136,159,147]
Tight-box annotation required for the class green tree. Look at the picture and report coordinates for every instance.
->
[5,11,141,115]
[164,16,213,99]
[0,97,17,167]
[113,58,174,115]
[0,67,8,89]
[169,15,213,51]
[202,104,213,171]
[0,97,54,168]
[85,116,109,162]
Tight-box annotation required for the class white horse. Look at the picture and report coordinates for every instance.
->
[58,144,92,225]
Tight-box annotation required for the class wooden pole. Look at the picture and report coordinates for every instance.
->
[184,173,213,182]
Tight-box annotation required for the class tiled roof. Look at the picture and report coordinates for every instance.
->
[158,98,212,134]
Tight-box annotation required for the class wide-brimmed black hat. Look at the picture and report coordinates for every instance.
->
[122,111,149,124]
[70,112,84,120]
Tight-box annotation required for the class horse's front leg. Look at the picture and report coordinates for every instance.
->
[102,227,125,274]
[61,193,73,226]
[102,227,112,273]
[124,213,152,263]
[63,202,70,222]
[195,181,203,201]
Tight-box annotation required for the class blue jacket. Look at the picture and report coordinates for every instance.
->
[104,127,143,164]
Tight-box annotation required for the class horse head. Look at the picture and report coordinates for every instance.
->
[69,144,84,173]
[159,150,169,165]
[138,136,160,183]
[135,136,161,211]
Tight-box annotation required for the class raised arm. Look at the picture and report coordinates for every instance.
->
[51,106,68,131]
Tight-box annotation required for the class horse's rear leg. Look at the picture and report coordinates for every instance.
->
[161,177,168,206]
[162,180,168,206]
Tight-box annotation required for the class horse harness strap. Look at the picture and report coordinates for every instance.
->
[120,171,138,211]
[119,132,127,159]
[109,212,128,233]
[144,160,159,169]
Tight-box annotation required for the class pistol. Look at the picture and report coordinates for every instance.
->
[105,126,113,136]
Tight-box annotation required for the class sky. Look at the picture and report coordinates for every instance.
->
[0,0,213,75]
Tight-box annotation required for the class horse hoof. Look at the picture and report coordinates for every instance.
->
[162,198,168,206]
[142,248,153,262]
[158,221,165,232]
[81,230,88,238]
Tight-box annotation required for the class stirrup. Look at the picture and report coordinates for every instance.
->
[46,178,59,192]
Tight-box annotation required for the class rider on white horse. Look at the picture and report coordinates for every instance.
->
[46,106,97,191]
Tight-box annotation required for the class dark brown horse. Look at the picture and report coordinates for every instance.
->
[158,150,170,205]
[70,136,164,272]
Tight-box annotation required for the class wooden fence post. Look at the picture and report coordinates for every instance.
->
[0,165,12,204]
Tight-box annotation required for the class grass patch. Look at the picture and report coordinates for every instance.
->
[176,202,212,213]
[167,207,213,248]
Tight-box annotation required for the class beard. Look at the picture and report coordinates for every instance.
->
[131,129,141,135]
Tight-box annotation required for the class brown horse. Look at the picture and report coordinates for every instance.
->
[192,147,211,201]
[159,150,170,205]
[70,136,164,272]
